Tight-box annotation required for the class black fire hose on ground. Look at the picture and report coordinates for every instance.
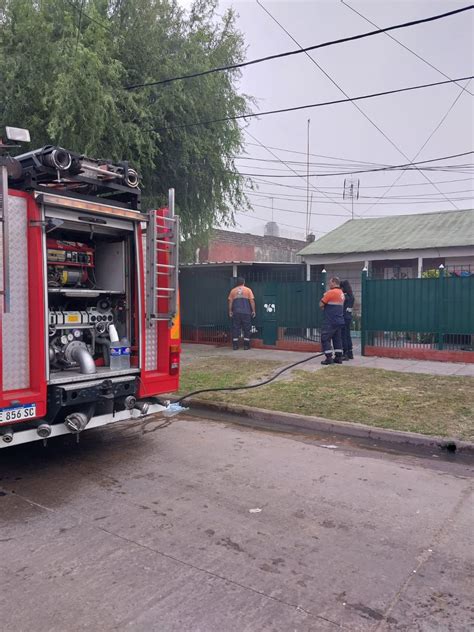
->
[159,351,326,413]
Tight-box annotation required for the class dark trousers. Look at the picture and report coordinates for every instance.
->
[232,313,251,341]
[321,323,343,356]
[342,319,353,353]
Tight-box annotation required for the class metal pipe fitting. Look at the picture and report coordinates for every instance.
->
[134,401,150,415]
[70,345,97,375]
[64,405,95,433]
[37,424,52,439]
[125,168,139,188]
[124,395,137,410]
[42,148,72,171]
[1,429,13,444]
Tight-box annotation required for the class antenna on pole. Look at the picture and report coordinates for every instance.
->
[306,118,311,236]
[343,175,360,219]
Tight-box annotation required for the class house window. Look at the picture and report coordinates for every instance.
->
[384,266,413,280]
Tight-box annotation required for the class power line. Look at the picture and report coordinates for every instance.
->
[237,162,473,175]
[250,202,354,217]
[243,142,392,164]
[248,175,473,191]
[360,78,473,214]
[244,130,354,218]
[340,0,474,97]
[74,0,84,53]
[126,5,474,89]
[235,162,389,173]
[234,211,326,235]
[235,155,389,168]
[236,151,474,178]
[256,0,464,211]
[64,0,113,33]
[245,187,474,202]
[156,75,474,132]
[248,194,473,207]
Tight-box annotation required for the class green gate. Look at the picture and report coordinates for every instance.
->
[180,269,326,346]
[361,269,474,353]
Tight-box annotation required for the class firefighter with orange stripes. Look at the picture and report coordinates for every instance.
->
[319,276,345,365]
[228,277,256,350]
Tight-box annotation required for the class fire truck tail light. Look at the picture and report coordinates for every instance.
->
[169,345,180,375]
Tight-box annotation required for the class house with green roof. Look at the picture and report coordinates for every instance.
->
[298,209,474,307]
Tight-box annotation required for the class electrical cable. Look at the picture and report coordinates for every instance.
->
[173,352,326,404]
[245,187,474,201]
[244,142,394,163]
[340,0,474,97]
[63,0,113,33]
[360,77,473,214]
[244,130,354,217]
[235,155,390,167]
[236,161,391,173]
[248,175,473,190]
[238,161,474,175]
[249,202,352,216]
[235,151,474,178]
[234,210,326,233]
[246,189,474,204]
[256,0,466,211]
[246,184,474,199]
[156,75,474,132]
[75,0,84,53]
[126,5,474,89]
[249,199,473,215]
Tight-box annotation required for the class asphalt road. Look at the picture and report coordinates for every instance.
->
[0,414,473,632]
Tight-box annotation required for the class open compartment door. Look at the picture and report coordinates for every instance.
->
[138,189,180,397]
[0,187,47,425]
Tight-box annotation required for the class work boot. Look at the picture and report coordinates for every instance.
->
[232,340,239,351]
[342,353,350,361]
[346,350,354,360]
[334,353,343,364]
[243,339,251,350]
[321,355,333,365]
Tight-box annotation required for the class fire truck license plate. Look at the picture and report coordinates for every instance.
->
[0,404,36,423]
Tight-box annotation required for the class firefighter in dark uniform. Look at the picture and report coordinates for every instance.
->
[319,276,345,365]
[228,277,256,350]
[341,279,355,360]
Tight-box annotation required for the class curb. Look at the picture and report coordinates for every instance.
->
[185,399,474,456]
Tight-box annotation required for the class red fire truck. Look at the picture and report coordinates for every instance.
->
[0,127,180,448]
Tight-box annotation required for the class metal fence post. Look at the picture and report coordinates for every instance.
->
[321,268,327,293]
[437,264,445,350]
[361,267,368,356]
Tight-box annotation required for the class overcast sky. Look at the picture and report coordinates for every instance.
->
[183,0,473,240]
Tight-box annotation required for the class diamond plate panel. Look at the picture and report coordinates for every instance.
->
[145,322,158,371]
[143,231,158,370]
[1,195,30,390]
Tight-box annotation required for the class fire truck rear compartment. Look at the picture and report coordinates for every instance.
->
[45,216,139,387]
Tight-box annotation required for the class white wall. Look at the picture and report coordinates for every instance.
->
[321,261,365,314]
[444,255,474,271]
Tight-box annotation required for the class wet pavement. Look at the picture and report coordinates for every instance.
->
[0,415,473,631]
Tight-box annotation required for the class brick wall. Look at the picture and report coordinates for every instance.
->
[199,230,306,264]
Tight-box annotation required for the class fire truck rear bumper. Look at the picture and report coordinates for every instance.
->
[0,403,167,449]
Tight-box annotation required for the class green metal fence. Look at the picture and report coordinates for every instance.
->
[180,268,326,346]
[361,268,474,353]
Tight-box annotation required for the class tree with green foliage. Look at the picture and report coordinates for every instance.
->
[0,0,251,256]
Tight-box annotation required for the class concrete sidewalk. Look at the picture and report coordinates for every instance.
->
[182,343,474,377]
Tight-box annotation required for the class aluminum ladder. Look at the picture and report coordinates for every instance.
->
[145,188,179,325]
